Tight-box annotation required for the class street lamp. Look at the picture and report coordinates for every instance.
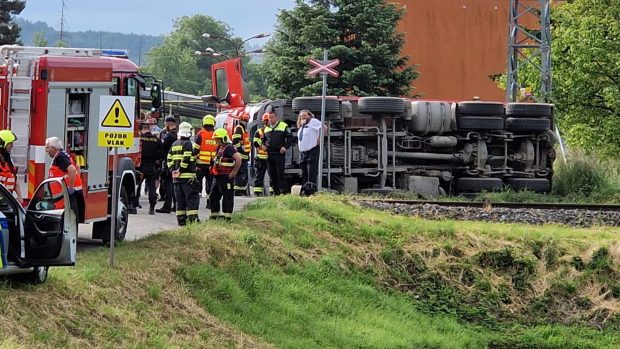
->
[201,32,270,57]
[194,48,232,59]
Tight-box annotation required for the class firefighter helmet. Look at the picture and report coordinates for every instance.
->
[261,113,270,122]
[178,122,193,138]
[213,128,229,143]
[203,114,216,126]
[0,130,17,148]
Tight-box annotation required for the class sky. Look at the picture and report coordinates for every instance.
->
[17,0,295,44]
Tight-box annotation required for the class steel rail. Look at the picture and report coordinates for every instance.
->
[355,199,620,212]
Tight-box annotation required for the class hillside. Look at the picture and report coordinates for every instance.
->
[15,18,163,66]
[1,195,619,348]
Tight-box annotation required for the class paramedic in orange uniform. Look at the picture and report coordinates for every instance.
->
[0,130,23,204]
[45,136,85,222]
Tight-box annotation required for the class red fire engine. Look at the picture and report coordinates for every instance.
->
[0,46,159,242]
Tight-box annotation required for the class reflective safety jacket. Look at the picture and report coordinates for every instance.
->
[253,128,268,160]
[49,151,83,191]
[167,139,197,182]
[194,129,217,166]
[211,144,237,176]
[232,124,251,160]
[0,151,16,192]
[264,121,292,153]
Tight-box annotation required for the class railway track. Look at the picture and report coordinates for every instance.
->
[355,199,620,212]
[355,199,620,227]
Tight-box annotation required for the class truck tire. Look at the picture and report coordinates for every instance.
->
[358,97,405,115]
[292,96,340,114]
[456,178,503,192]
[457,116,504,130]
[456,102,504,116]
[506,178,550,193]
[506,103,553,117]
[505,117,550,132]
[93,186,129,243]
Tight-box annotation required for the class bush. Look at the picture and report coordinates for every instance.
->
[551,150,619,200]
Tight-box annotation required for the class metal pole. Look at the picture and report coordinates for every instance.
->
[317,49,328,191]
[109,148,118,267]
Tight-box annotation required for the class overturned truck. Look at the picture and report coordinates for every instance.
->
[270,97,556,196]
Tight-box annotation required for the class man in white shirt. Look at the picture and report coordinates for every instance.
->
[296,110,328,186]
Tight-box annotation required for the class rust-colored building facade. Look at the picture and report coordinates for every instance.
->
[395,0,542,101]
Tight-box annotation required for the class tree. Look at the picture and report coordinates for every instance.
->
[263,0,417,99]
[0,0,25,45]
[514,0,620,157]
[32,31,48,46]
[144,15,237,95]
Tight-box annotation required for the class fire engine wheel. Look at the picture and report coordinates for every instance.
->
[505,117,551,132]
[456,102,505,116]
[506,178,551,193]
[457,116,504,130]
[505,103,553,118]
[292,97,340,114]
[358,97,405,115]
[93,187,129,243]
[455,177,503,193]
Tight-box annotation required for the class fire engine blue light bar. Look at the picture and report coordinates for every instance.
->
[101,49,129,57]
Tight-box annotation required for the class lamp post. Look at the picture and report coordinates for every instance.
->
[201,32,270,57]
[194,47,232,59]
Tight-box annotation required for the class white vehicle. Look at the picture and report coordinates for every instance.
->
[0,178,77,284]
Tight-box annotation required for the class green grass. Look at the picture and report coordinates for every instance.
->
[2,194,620,348]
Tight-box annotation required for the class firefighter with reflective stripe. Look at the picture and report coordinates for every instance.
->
[167,122,200,226]
[193,114,216,209]
[253,113,272,196]
[232,112,251,196]
[0,130,22,204]
[45,136,85,223]
[264,110,293,195]
[209,128,242,220]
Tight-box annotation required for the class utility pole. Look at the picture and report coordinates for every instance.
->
[506,0,552,103]
[59,0,66,42]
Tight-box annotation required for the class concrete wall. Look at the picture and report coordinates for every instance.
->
[394,0,543,101]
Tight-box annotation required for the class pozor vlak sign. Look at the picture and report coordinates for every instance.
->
[98,96,135,147]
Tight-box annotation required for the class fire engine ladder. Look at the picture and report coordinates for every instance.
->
[1,46,102,196]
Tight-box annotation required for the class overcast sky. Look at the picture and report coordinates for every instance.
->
[18,0,295,43]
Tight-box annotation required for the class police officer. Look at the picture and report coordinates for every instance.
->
[0,130,22,204]
[194,114,217,208]
[232,112,251,196]
[210,128,242,220]
[252,113,270,196]
[167,122,200,226]
[156,115,178,213]
[137,121,164,214]
[264,110,293,195]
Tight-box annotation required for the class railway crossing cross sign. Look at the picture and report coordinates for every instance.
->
[307,58,340,77]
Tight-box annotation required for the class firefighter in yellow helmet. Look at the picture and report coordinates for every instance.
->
[209,128,242,220]
[167,122,200,226]
[252,113,271,196]
[193,114,217,208]
[0,130,22,204]
[232,111,251,196]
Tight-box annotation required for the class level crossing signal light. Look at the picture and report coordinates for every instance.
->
[150,83,162,109]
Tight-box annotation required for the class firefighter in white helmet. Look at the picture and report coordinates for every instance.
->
[0,130,23,204]
[167,121,200,226]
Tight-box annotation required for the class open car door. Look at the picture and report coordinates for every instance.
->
[22,178,77,266]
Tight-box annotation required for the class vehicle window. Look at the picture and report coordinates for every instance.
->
[127,77,138,97]
[215,68,228,101]
[111,77,120,95]
[28,181,65,212]
[215,112,228,129]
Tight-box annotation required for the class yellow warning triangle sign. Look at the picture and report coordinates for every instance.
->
[101,99,132,128]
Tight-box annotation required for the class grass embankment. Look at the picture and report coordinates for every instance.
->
[2,195,620,348]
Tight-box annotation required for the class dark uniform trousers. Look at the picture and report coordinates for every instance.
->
[137,162,159,208]
[174,179,200,226]
[210,175,234,216]
[267,152,287,195]
[160,169,176,210]
[234,160,248,196]
[253,159,269,195]
[196,164,213,207]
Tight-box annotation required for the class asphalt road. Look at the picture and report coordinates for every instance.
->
[77,193,257,247]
